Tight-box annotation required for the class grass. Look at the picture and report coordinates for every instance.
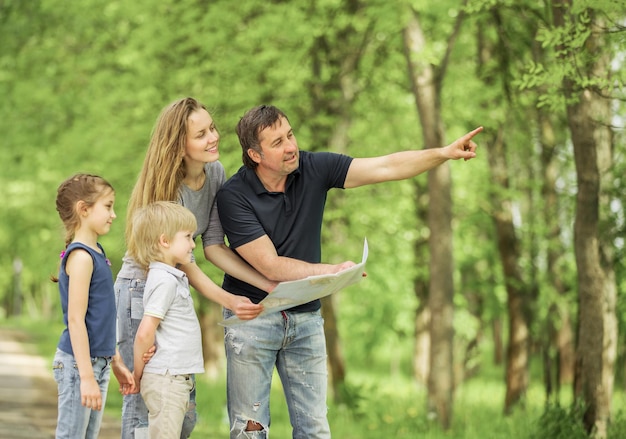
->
[3,316,625,438]
[185,372,572,438]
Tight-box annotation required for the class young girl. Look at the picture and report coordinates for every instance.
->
[115,97,275,438]
[52,173,135,439]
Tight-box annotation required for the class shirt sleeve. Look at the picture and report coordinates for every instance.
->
[143,275,177,319]
[202,162,227,249]
[217,185,267,250]
[312,152,353,189]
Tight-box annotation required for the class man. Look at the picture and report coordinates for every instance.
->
[217,104,482,438]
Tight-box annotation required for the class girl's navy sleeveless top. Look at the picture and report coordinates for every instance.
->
[57,242,116,357]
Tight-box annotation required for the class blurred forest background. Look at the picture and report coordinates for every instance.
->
[1,0,625,437]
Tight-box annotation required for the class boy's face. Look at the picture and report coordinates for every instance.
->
[167,230,196,266]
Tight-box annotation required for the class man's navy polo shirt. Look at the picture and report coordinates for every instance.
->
[217,150,353,312]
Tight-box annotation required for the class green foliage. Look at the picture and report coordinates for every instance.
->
[528,402,589,439]
[608,411,626,439]
[515,1,623,110]
[2,0,626,431]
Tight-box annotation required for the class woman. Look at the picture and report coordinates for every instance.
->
[115,97,273,439]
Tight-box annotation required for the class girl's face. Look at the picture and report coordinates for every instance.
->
[183,109,220,165]
[83,189,116,236]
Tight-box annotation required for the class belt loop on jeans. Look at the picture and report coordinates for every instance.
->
[281,311,288,321]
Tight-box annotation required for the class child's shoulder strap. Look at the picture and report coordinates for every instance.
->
[62,242,97,262]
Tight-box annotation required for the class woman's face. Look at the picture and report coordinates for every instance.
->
[184,108,220,164]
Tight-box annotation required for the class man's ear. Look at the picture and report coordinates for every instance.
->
[247,148,262,164]
[158,234,170,248]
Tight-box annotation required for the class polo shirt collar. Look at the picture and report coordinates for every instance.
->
[246,166,301,195]
[148,261,187,281]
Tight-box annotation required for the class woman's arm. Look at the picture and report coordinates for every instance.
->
[179,261,263,320]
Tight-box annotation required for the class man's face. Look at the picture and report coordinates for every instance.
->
[254,116,299,176]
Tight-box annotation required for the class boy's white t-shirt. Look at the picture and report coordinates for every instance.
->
[142,261,204,376]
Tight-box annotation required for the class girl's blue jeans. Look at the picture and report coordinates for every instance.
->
[52,348,111,439]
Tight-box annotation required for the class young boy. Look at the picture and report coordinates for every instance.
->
[127,201,204,439]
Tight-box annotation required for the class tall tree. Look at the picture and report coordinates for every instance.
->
[305,0,368,402]
[411,185,430,385]
[538,109,576,401]
[551,2,618,435]
[403,3,466,429]
[302,0,401,402]
[474,7,533,415]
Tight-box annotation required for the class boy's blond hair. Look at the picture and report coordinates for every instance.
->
[128,201,197,270]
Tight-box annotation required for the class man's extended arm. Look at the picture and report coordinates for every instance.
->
[344,127,482,189]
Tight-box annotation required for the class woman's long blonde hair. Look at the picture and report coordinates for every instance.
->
[126,97,208,244]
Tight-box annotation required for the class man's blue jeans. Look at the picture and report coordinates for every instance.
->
[223,308,330,439]
[115,276,196,439]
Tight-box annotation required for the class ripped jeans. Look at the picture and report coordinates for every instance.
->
[223,308,330,439]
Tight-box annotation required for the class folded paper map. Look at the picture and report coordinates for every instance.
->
[220,239,368,327]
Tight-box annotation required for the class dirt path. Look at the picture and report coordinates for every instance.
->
[0,328,121,439]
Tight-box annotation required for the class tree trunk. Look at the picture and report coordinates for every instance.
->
[412,183,430,386]
[500,224,530,414]
[492,318,504,365]
[197,298,225,380]
[569,94,609,437]
[569,77,617,439]
[552,4,616,436]
[538,113,575,398]
[427,163,455,429]
[320,118,352,403]
[12,258,23,317]
[321,295,346,402]
[476,20,530,414]
[305,0,370,402]
[489,130,530,415]
[403,7,464,429]
[594,45,617,435]
[413,297,430,385]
